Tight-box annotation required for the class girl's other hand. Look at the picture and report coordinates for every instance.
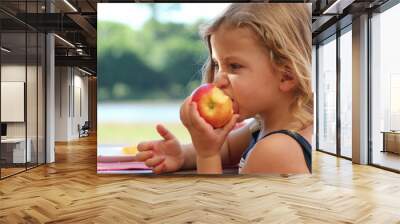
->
[136,124,184,174]
[180,96,239,158]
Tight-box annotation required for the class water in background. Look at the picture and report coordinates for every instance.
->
[98,102,182,123]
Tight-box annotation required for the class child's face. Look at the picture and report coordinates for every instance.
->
[210,25,285,121]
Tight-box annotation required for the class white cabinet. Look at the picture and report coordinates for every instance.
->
[1,138,31,163]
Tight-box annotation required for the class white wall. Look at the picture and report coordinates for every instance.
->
[0,65,40,138]
[1,65,26,139]
[1,64,46,163]
[54,67,89,141]
[55,66,69,141]
[73,72,89,137]
[1,65,26,81]
[1,82,25,122]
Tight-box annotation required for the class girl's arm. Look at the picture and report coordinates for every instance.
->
[180,120,254,170]
[221,120,254,166]
[180,144,197,170]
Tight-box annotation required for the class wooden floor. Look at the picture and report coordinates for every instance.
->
[1,167,26,177]
[1,163,45,178]
[0,134,400,223]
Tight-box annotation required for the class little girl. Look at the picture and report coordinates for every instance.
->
[136,3,313,174]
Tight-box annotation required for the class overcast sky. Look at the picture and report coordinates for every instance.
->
[98,3,230,30]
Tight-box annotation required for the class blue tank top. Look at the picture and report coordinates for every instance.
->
[238,130,312,173]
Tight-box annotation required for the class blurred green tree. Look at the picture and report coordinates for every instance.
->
[98,14,208,101]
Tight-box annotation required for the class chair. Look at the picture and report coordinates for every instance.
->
[79,121,90,138]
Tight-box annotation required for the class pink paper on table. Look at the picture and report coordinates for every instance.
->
[97,162,151,171]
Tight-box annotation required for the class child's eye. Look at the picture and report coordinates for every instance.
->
[213,62,220,72]
[230,63,242,70]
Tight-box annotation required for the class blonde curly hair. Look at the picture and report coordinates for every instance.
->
[199,3,313,130]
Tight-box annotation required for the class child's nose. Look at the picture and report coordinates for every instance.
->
[213,71,229,89]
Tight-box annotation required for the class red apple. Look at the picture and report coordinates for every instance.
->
[191,83,233,128]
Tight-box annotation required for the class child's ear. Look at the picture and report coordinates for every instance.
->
[279,69,297,92]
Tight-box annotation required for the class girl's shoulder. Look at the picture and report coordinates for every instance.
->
[240,128,311,174]
[255,132,307,157]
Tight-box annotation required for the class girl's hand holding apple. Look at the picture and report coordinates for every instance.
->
[180,84,239,160]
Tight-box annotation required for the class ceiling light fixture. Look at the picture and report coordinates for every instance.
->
[1,47,11,53]
[63,0,78,12]
[54,34,75,48]
[322,0,355,15]
[78,67,92,76]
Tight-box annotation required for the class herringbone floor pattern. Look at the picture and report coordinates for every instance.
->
[1,134,399,223]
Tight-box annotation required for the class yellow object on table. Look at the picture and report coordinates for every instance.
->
[122,145,138,155]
